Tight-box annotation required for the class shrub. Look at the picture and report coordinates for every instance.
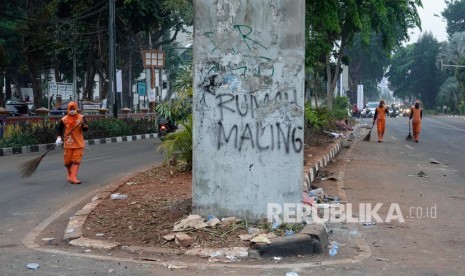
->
[157,115,193,171]
[0,117,157,148]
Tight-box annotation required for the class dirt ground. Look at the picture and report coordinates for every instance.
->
[82,133,340,251]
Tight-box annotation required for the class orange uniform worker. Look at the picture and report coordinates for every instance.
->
[409,101,423,143]
[55,101,89,184]
[373,100,389,143]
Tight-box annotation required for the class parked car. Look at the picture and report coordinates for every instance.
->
[5,99,29,116]
[50,101,71,116]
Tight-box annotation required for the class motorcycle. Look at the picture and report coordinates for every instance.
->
[157,117,177,140]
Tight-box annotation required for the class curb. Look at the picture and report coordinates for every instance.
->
[303,139,344,191]
[63,138,346,257]
[0,133,158,156]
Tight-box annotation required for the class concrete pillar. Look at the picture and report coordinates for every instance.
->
[193,0,305,219]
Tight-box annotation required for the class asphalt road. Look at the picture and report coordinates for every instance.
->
[0,138,165,275]
[1,115,464,275]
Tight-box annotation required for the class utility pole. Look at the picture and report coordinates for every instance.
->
[108,0,117,118]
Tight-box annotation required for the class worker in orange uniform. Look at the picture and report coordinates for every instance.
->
[373,100,389,143]
[409,101,423,143]
[55,101,89,184]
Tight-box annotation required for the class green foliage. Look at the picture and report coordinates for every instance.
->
[459,101,465,115]
[156,65,193,123]
[86,118,132,138]
[388,33,442,108]
[442,1,465,36]
[157,115,193,170]
[332,96,349,120]
[304,103,333,131]
[0,117,157,148]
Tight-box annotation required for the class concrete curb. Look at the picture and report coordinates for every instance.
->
[303,139,343,191]
[63,138,345,257]
[0,133,157,156]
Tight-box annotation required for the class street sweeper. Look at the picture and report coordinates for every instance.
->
[373,100,389,143]
[409,101,423,143]
[55,101,88,184]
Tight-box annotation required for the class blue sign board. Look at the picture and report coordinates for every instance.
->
[137,81,146,96]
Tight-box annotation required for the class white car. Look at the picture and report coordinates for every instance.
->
[361,102,379,117]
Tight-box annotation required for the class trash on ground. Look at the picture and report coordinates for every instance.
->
[417,171,428,177]
[286,272,299,276]
[206,214,215,221]
[271,220,281,229]
[225,255,237,262]
[162,263,188,269]
[320,175,340,181]
[376,257,390,261]
[206,217,221,227]
[309,187,324,197]
[221,217,242,226]
[408,171,428,178]
[323,131,344,138]
[174,232,194,247]
[163,234,175,241]
[173,214,208,231]
[302,192,315,206]
[329,242,339,256]
[285,229,294,236]
[26,263,40,270]
[95,233,105,237]
[251,234,271,244]
[363,222,377,227]
[429,158,447,165]
[274,256,282,260]
[41,237,55,244]
[110,193,128,200]
[248,227,260,235]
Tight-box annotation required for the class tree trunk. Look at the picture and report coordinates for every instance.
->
[325,54,333,111]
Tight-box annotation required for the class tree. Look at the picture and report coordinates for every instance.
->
[437,31,465,109]
[306,0,422,111]
[387,33,441,108]
[346,33,390,101]
[442,0,465,36]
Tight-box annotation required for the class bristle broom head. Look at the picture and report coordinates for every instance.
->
[19,154,45,178]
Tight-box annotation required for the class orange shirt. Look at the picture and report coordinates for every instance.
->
[61,114,86,148]
[411,107,422,123]
[375,106,387,120]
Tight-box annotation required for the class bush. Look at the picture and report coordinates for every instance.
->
[332,96,350,120]
[157,115,193,171]
[0,117,157,148]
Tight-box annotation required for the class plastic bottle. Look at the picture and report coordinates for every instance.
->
[329,243,339,256]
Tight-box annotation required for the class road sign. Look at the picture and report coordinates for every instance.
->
[137,81,146,96]
[49,82,73,99]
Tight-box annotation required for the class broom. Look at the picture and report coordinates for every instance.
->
[363,121,375,141]
[19,122,82,178]
[406,119,413,141]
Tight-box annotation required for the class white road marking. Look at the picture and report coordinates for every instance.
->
[426,118,465,132]
[404,144,414,150]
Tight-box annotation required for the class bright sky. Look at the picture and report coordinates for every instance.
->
[408,1,448,43]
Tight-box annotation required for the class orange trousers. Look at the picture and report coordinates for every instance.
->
[63,148,84,166]
[377,119,386,142]
[412,121,421,141]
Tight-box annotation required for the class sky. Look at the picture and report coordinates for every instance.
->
[408,0,448,44]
